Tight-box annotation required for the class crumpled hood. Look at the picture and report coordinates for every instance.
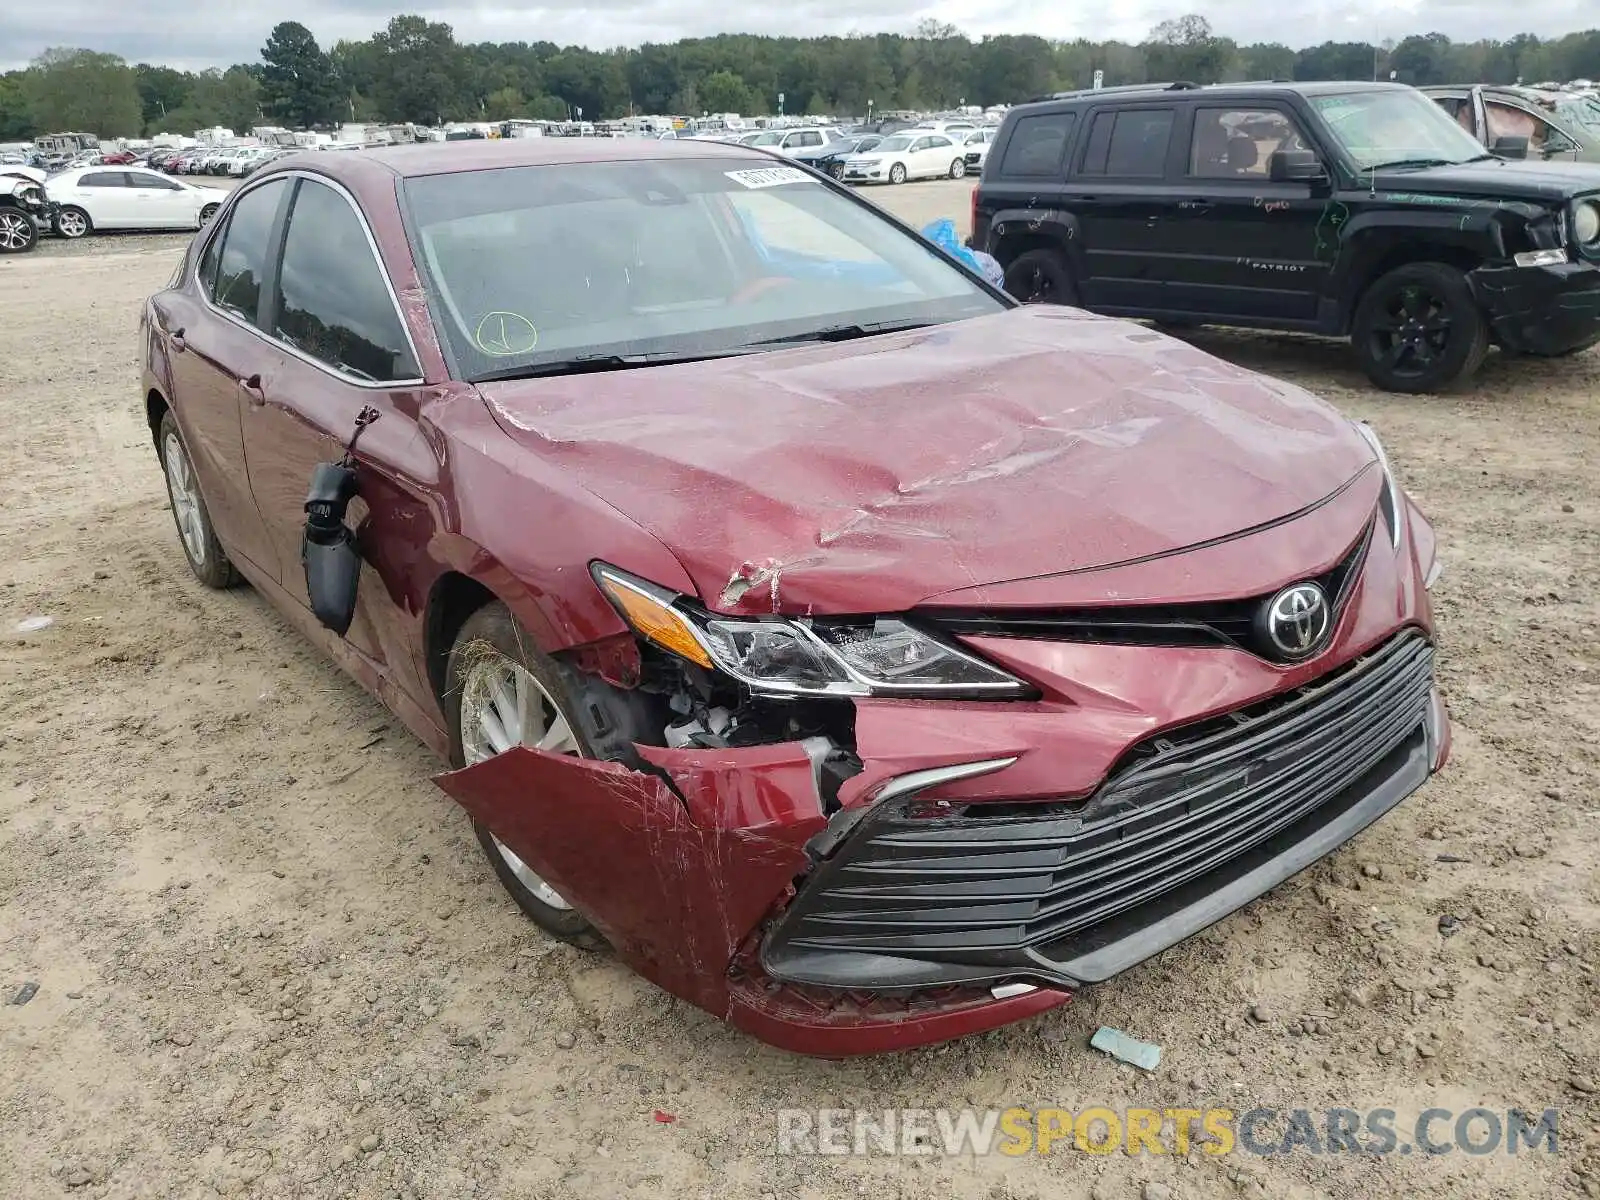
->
[477,307,1375,615]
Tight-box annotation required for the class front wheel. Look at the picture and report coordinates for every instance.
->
[949,158,967,179]
[445,603,614,949]
[1351,262,1488,393]
[54,206,91,239]
[1003,247,1078,305]
[0,209,38,254]
[888,162,907,185]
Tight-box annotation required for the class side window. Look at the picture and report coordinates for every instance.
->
[1190,108,1307,178]
[197,218,226,296]
[272,179,419,383]
[928,136,953,149]
[800,131,823,147]
[1082,109,1175,177]
[213,178,287,323]
[1486,102,1572,154]
[130,171,181,190]
[998,112,1077,177]
[80,172,125,188]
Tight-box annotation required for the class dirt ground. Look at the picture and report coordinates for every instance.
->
[2,175,1598,1200]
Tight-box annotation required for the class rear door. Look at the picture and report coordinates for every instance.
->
[1071,104,1181,310]
[1162,103,1328,323]
[1484,97,1583,162]
[153,178,289,575]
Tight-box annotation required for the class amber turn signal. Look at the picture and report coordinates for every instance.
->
[592,566,714,669]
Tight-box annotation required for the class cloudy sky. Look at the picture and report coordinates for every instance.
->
[2,0,1595,72]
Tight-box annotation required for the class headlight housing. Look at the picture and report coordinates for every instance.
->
[592,564,1034,699]
[1352,420,1404,550]
[1574,199,1600,249]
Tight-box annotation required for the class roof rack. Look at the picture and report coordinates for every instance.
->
[1040,80,1202,101]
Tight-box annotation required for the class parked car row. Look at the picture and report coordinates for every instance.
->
[146,146,296,177]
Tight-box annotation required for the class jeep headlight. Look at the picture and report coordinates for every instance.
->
[592,564,1033,699]
[1574,199,1600,247]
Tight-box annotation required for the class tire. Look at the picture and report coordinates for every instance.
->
[157,410,239,588]
[1351,263,1489,393]
[1003,247,1078,305]
[949,158,966,179]
[888,162,907,184]
[0,208,38,254]
[444,602,647,951]
[198,203,220,228]
[54,206,91,239]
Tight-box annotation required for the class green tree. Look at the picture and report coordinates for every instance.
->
[25,48,142,137]
[261,22,344,128]
[369,15,467,123]
[0,72,33,140]
[133,64,190,131]
[1240,43,1295,81]
[700,69,752,114]
[1143,16,1237,85]
[483,86,526,120]
[165,66,260,134]
[1388,32,1453,85]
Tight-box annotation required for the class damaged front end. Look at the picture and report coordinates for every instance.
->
[435,526,1448,1055]
[1470,193,1600,355]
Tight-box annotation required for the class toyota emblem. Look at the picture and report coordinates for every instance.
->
[1259,582,1331,660]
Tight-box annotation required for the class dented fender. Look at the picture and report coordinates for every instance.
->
[433,741,826,1013]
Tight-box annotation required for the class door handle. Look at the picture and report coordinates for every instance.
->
[168,326,186,353]
[239,374,265,406]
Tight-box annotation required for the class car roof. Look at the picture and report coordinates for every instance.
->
[256,137,779,187]
[1027,80,1414,108]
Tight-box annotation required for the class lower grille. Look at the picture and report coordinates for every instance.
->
[763,632,1436,990]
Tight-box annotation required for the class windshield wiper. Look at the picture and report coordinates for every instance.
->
[470,349,751,383]
[1365,157,1460,171]
[741,318,937,347]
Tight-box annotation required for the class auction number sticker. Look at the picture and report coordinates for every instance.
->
[725,167,814,189]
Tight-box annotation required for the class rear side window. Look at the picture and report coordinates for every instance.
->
[1081,109,1175,177]
[271,178,419,383]
[213,179,287,324]
[998,112,1078,177]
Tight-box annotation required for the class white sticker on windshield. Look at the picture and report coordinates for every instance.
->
[724,166,815,189]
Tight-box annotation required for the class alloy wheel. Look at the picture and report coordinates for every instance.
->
[459,653,580,910]
[0,212,31,251]
[56,209,88,238]
[162,431,207,567]
[1365,282,1453,381]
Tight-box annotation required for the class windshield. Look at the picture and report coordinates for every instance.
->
[402,159,1002,381]
[874,135,913,152]
[1556,95,1600,136]
[1311,89,1490,170]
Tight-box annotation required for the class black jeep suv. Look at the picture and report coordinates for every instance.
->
[972,81,1600,392]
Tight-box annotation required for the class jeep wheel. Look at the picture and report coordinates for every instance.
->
[948,158,966,179]
[0,209,37,254]
[888,162,907,184]
[1352,263,1488,393]
[1003,248,1078,306]
[54,206,92,239]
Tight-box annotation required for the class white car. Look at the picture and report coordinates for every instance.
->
[841,132,967,184]
[743,127,837,157]
[45,167,227,239]
[960,128,998,172]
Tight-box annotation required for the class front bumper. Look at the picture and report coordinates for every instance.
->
[437,502,1448,1056]
[1470,258,1600,354]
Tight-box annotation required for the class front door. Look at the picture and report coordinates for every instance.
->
[125,169,193,228]
[238,173,434,694]
[1163,105,1328,323]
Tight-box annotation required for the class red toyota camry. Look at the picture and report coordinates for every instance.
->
[141,137,1449,1055]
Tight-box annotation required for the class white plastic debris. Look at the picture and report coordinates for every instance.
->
[1090,1025,1162,1070]
[14,616,52,633]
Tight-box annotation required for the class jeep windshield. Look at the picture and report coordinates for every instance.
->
[1311,89,1492,171]
[402,159,1002,382]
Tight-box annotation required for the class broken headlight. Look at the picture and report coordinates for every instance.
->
[592,564,1033,699]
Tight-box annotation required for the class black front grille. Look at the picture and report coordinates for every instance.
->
[763,632,1436,990]
[925,520,1371,660]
